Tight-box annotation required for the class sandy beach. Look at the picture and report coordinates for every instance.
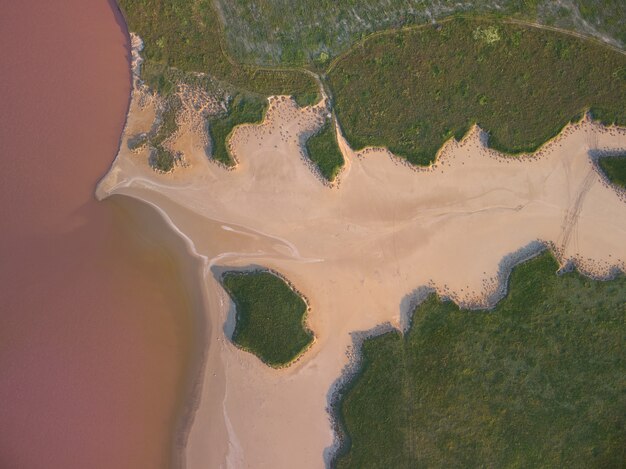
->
[97,35,626,467]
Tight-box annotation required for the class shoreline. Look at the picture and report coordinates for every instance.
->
[96,0,134,193]
[93,12,219,467]
[104,194,213,469]
[0,1,205,467]
[111,195,213,469]
[102,187,235,468]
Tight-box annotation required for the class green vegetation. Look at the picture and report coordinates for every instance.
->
[208,94,267,166]
[334,252,626,468]
[117,0,318,105]
[222,270,313,367]
[215,0,626,67]
[598,155,626,188]
[305,118,344,181]
[129,99,180,172]
[328,18,626,165]
[150,102,180,171]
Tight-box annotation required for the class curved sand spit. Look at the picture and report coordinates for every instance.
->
[98,41,626,468]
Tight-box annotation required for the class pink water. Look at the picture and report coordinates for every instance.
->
[0,1,196,468]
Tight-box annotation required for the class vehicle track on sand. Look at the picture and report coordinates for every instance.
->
[558,168,596,258]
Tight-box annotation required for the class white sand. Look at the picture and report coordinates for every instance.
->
[98,38,626,468]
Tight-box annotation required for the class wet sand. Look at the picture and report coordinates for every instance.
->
[100,44,626,467]
[0,2,200,468]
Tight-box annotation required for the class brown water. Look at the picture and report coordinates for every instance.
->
[0,1,198,468]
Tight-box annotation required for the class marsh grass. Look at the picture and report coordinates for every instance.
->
[333,252,626,468]
[328,18,626,165]
[208,94,267,166]
[304,118,344,181]
[221,270,314,367]
[598,155,626,188]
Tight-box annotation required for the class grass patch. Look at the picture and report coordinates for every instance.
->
[117,0,319,105]
[327,18,626,165]
[598,155,626,188]
[222,270,313,367]
[334,252,626,468]
[305,118,344,181]
[151,145,176,172]
[129,99,180,172]
[208,94,267,166]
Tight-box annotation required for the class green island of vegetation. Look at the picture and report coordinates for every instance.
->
[598,155,626,188]
[327,18,626,165]
[333,252,626,468]
[304,118,344,181]
[208,94,267,166]
[221,270,313,367]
